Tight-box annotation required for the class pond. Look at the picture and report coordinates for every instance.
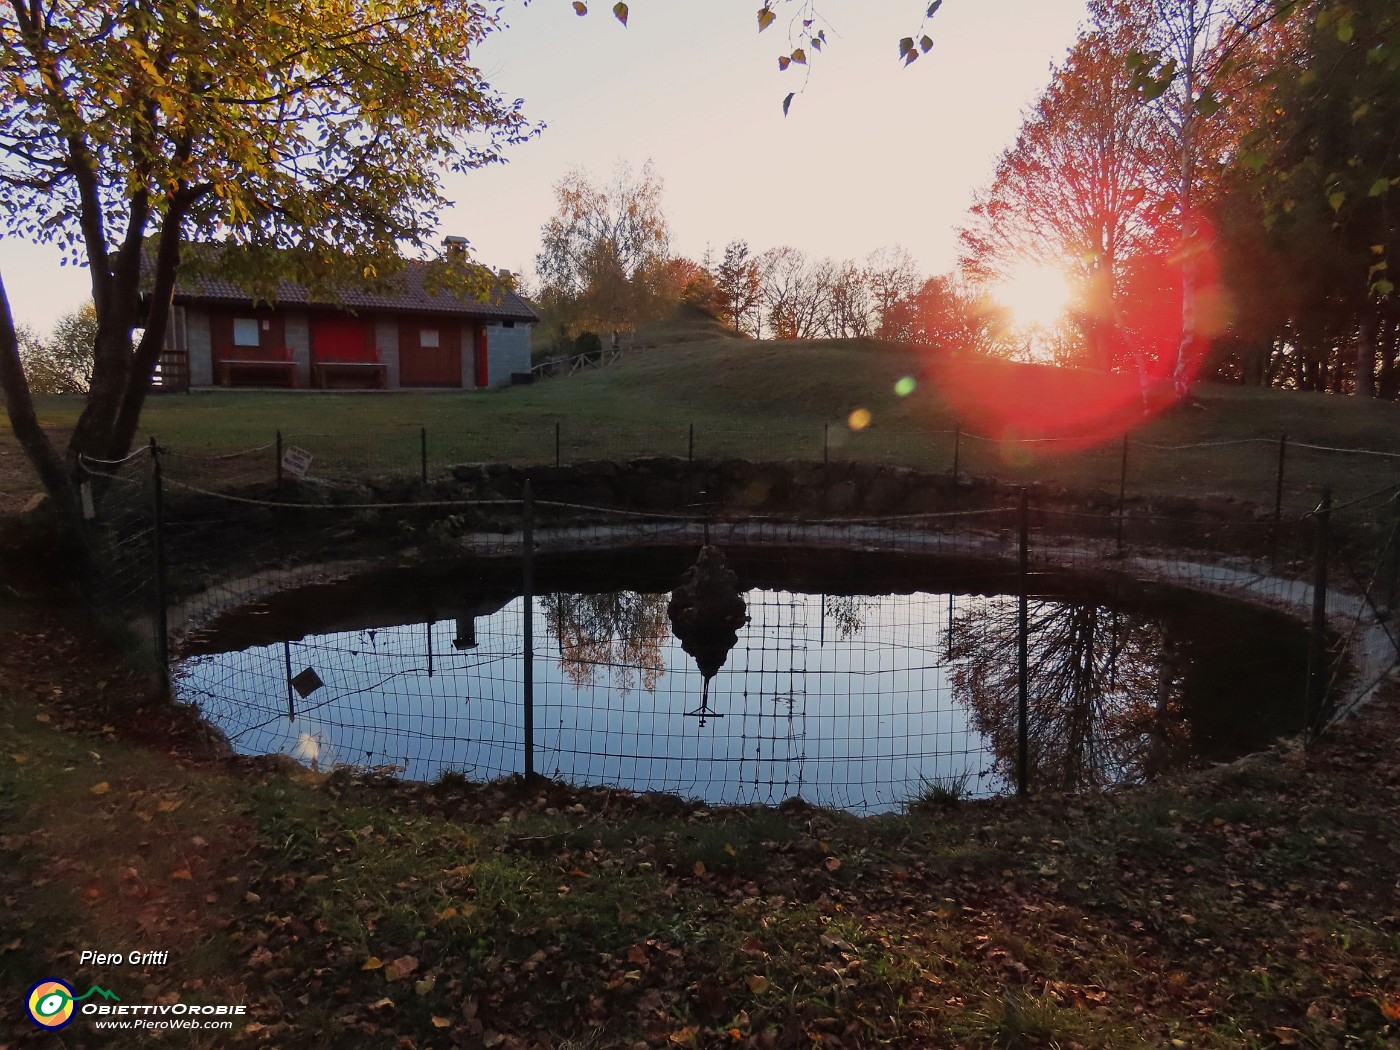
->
[175,546,1312,811]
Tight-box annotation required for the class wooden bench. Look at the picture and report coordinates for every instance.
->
[219,351,297,387]
[313,359,388,389]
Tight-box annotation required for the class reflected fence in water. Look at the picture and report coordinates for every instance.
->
[73,445,1400,810]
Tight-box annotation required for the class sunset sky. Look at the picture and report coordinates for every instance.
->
[0,0,1088,333]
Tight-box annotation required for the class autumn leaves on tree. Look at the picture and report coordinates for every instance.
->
[960,0,1397,392]
[0,0,533,520]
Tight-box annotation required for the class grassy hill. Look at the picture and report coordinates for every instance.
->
[5,332,1400,514]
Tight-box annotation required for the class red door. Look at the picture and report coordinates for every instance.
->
[399,318,462,387]
[310,314,373,363]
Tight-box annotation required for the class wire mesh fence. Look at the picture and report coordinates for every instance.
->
[145,423,1400,523]
[73,442,1400,811]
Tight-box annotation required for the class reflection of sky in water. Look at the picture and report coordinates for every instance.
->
[177,577,1308,813]
[177,589,994,813]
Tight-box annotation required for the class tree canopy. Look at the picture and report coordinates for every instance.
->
[0,0,533,517]
[534,160,673,346]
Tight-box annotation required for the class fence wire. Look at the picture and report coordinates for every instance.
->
[73,445,1400,811]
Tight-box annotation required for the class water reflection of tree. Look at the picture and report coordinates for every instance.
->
[544,592,669,695]
[947,597,1193,792]
[822,595,874,642]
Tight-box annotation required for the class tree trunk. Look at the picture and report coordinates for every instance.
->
[0,275,73,502]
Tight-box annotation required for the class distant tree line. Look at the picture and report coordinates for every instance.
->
[530,161,1015,359]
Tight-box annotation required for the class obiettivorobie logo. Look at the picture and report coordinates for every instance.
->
[26,979,120,1029]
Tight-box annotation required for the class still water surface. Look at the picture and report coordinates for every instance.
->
[176,547,1310,811]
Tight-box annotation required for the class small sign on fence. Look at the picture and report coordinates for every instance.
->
[281,445,313,479]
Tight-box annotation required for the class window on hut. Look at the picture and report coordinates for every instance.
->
[232,317,261,348]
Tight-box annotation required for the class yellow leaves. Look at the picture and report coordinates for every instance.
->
[10,754,30,765]
[613,2,628,26]
[90,781,110,796]
[693,860,706,876]
[823,856,842,872]
[745,973,769,994]
[1380,997,1400,1022]
[169,866,193,881]
[156,798,182,813]
[572,1,586,13]
[368,954,422,981]
[431,905,473,925]
[35,712,51,724]
[757,6,776,32]
[441,862,478,879]
[669,1025,699,1046]
[779,49,807,71]
[430,1015,452,1028]
[413,975,436,995]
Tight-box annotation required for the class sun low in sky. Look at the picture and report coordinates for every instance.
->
[990,260,1075,331]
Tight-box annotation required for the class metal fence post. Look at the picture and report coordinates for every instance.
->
[822,423,830,517]
[1017,486,1030,797]
[555,422,561,469]
[1271,433,1288,565]
[275,430,283,488]
[283,640,296,724]
[521,480,536,781]
[420,426,428,484]
[1116,434,1129,555]
[687,422,695,505]
[150,439,169,679]
[952,425,961,483]
[1305,489,1331,733]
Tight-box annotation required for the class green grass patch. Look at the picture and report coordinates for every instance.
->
[8,335,1400,512]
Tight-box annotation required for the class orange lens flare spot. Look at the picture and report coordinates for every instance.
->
[847,408,872,431]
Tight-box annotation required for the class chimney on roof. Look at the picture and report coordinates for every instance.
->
[497,268,513,282]
[441,235,469,254]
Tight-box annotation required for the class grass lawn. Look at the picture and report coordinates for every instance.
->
[5,331,1400,515]
[3,602,1399,1049]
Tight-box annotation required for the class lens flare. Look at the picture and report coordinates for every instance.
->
[937,217,1224,452]
[848,408,872,431]
[992,261,1073,330]
[894,376,916,397]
